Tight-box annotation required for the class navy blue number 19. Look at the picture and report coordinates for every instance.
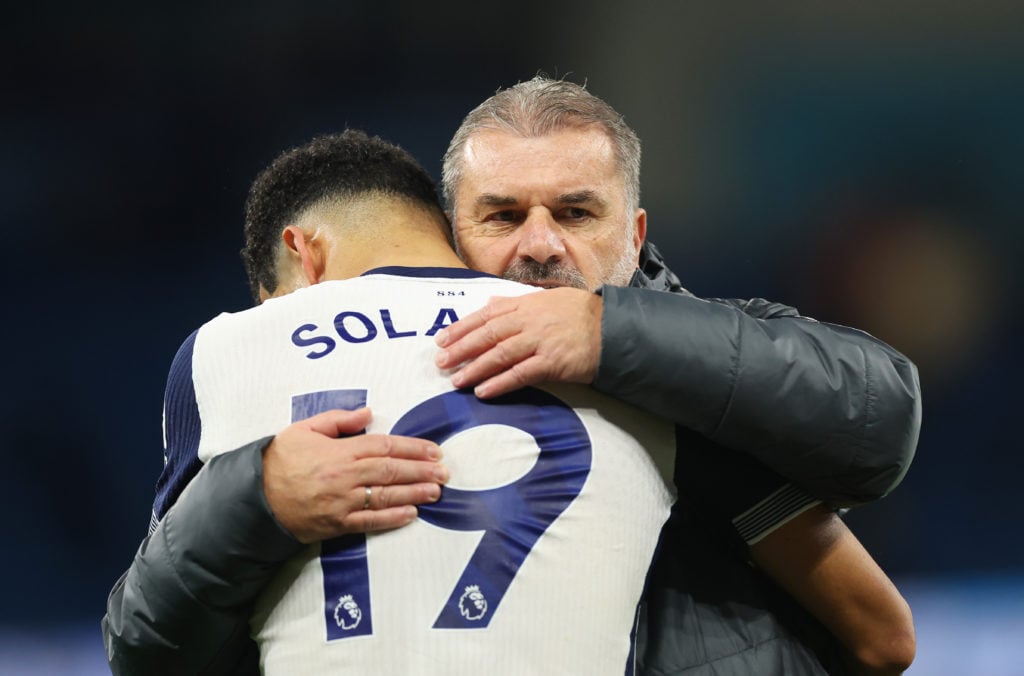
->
[291,388,593,640]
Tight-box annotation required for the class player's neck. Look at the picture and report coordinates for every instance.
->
[361,239,466,272]
[326,236,467,280]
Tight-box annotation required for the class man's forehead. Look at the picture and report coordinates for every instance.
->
[458,128,622,201]
[462,126,614,161]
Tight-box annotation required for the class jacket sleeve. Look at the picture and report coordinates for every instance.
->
[102,437,299,676]
[593,286,921,507]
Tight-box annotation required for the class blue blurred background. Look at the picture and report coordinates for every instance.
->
[3,2,1022,673]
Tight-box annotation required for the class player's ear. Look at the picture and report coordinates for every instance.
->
[282,225,325,286]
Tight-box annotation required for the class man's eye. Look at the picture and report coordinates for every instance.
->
[563,207,589,220]
[488,210,518,223]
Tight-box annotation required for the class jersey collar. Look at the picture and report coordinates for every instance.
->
[361,266,500,280]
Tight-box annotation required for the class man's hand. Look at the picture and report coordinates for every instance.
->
[262,408,448,544]
[433,288,603,398]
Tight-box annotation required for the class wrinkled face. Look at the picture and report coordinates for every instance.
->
[452,126,645,290]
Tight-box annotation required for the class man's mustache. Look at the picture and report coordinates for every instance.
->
[503,261,588,289]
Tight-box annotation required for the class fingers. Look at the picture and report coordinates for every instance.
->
[263,424,448,543]
[365,482,442,511]
[288,408,444,462]
[434,296,517,348]
[434,309,528,372]
[346,505,419,532]
[434,298,534,389]
[347,432,443,462]
[352,453,449,487]
[466,359,542,399]
[343,482,443,533]
[298,407,374,437]
[435,313,523,372]
[436,289,602,396]
[446,333,536,390]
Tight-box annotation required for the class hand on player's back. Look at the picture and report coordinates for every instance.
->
[434,287,603,399]
[262,408,448,544]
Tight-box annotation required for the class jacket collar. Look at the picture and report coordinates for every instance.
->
[630,241,692,296]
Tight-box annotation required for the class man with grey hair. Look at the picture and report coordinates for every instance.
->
[431,76,920,673]
[443,76,643,290]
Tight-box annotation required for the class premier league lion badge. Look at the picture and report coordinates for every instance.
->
[458,585,488,621]
[333,594,363,630]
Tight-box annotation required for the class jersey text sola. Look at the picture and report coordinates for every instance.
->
[291,308,460,359]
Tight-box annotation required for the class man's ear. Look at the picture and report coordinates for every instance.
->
[282,225,324,286]
[632,208,647,260]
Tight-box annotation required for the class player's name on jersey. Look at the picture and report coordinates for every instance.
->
[291,307,460,359]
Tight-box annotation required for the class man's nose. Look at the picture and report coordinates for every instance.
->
[516,209,566,264]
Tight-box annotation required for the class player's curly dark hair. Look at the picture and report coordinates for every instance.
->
[241,129,445,302]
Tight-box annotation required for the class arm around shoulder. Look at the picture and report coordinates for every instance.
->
[594,286,921,506]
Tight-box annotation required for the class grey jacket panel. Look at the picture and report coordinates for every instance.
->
[595,286,920,507]
[103,438,296,675]
[636,506,844,676]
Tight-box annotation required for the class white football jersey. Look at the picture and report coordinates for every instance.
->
[182,267,676,675]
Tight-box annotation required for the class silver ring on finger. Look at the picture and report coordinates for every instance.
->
[364,486,372,510]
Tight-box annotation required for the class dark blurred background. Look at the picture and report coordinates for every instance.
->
[2,2,1022,673]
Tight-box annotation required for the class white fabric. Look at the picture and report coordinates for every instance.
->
[188,271,675,675]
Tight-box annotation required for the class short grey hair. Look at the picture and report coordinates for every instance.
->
[441,76,642,217]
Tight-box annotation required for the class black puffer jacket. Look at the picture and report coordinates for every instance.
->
[607,242,920,674]
[601,242,919,508]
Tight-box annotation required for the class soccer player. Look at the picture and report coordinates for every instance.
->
[143,130,676,673]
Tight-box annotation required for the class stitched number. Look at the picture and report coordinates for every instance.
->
[292,387,592,639]
[291,389,374,640]
[392,389,592,629]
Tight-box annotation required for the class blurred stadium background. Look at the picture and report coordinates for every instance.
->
[3,2,1022,673]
